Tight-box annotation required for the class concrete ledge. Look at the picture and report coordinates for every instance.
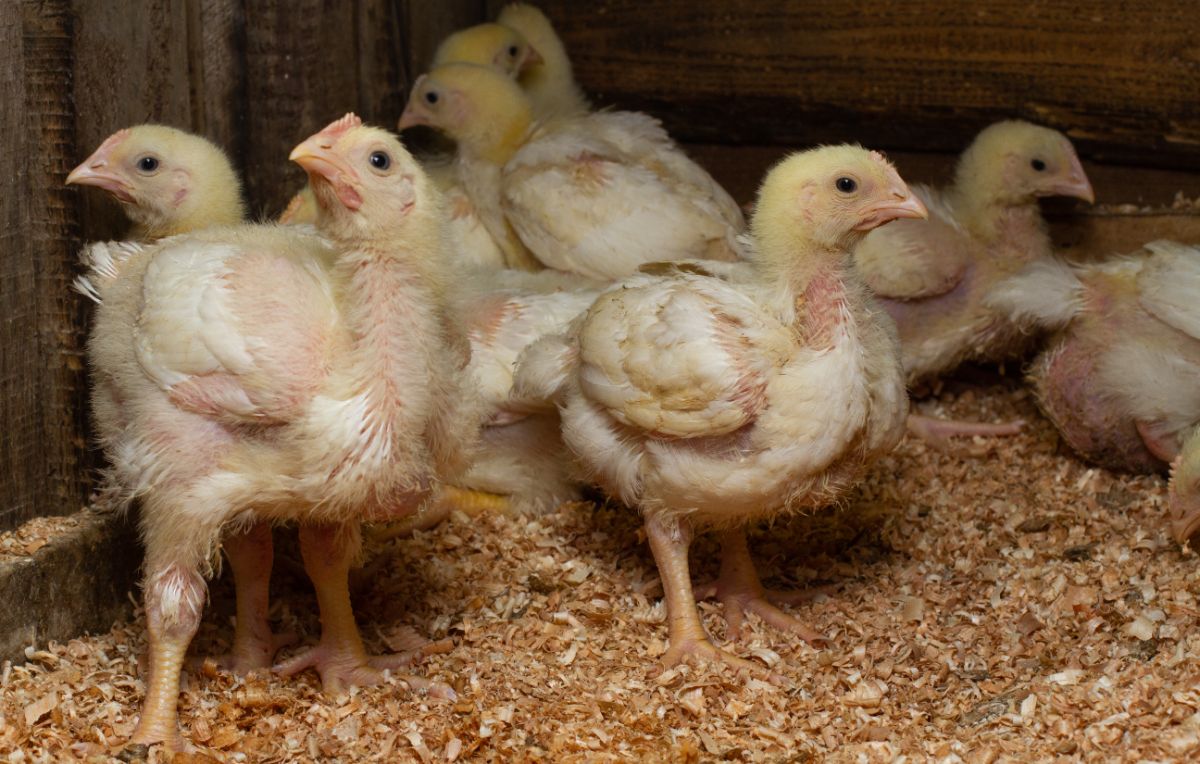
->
[0,508,141,664]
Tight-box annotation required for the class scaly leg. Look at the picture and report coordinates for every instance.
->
[1169,429,1200,545]
[129,563,207,751]
[645,516,774,679]
[214,523,293,673]
[275,522,454,698]
[698,528,827,644]
[907,413,1024,451]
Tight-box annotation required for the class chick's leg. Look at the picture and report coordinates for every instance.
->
[275,522,454,698]
[1169,430,1200,545]
[215,522,293,673]
[645,516,774,679]
[698,528,827,645]
[907,413,1024,451]
[130,562,207,751]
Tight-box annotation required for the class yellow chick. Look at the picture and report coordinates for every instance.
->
[400,63,744,280]
[432,5,589,121]
[81,115,473,749]
[855,120,1094,386]
[516,146,925,673]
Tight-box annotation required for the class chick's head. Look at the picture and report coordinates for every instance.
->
[66,125,244,238]
[399,64,532,163]
[291,113,438,244]
[751,145,927,262]
[956,120,1094,206]
[432,22,542,77]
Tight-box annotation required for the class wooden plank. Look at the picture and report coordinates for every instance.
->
[534,0,1200,169]
[188,0,247,162]
[0,1,91,532]
[241,1,361,218]
[0,6,38,532]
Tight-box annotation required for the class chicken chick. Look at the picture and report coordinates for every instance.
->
[433,4,589,121]
[855,121,1094,384]
[399,63,744,280]
[80,114,472,748]
[68,126,290,677]
[517,146,925,672]
[987,241,1200,542]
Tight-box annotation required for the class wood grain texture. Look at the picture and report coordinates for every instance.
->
[0,1,91,531]
[533,0,1200,169]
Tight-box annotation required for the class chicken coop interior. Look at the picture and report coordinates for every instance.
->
[2,0,1200,760]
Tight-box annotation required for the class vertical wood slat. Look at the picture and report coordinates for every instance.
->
[0,1,90,532]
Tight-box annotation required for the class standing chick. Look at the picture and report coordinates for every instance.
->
[854,121,1094,385]
[400,63,744,280]
[68,127,289,676]
[518,147,924,671]
[80,114,472,748]
[987,241,1200,542]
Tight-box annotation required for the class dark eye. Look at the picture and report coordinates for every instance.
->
[836,177,857,193]
[137,156,159,173]
[424,90,439,105]
[1031,158,1046,172]
[508,45,520,57]
[369,151,390,170]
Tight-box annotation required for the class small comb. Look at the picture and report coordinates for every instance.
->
[94,128,132,155]
[319,113,363,139]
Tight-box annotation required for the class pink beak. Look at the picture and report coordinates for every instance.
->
[66,130,134,202]
[289,138,362,211]
[1043,150,1095,204]
[397,104,428,132]
[856,186,928,231]
[517,44,544,72]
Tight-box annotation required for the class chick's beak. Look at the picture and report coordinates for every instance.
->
[397,104,428,132]
[520,44,545,71]
[289,139,362,211]
[856,188,927,231]
[1043,150,1094,204]
[66,129,136,201]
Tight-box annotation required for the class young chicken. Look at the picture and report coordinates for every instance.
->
[80,114,473,748]
[854,121,1094,386]
[987,241,1200,542]
[68,126,289,677]
[496,3,590,119]
[517,146,925,672]
[433,4,589,121]
[399,63,744,280]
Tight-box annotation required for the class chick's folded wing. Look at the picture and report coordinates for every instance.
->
[1137,241,1200,341]
[577,275,792,439]
[854,186,969,301]
[503,114,741,279]
[133,233,338,424]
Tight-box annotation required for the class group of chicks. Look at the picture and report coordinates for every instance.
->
[61,3,1200,752]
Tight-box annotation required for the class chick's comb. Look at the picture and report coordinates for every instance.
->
[319,113,363,140]
[93,128,132,156]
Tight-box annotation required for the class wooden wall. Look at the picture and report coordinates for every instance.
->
[524,0,1200,170]
[0,0,486,532]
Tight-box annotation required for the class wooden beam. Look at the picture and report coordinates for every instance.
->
[535,0,1200,170]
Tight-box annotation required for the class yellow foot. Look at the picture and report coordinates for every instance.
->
[660,636,782,683]
[128,721,189,754]
[368,487,511,542]
[274,643,456,699]
[696,581,832,645]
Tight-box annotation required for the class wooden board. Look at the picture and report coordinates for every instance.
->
[527,0,1200,170]
[0,1,93,532]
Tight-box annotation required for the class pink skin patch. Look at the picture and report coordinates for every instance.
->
[318,113,363,141]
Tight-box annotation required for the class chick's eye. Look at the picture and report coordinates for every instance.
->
[508,45,520,57]
[137,156,159,173]
[1031,158,1047,172]
[836,177,857,193]
[369,151,391,170]
[424,90,439,105]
